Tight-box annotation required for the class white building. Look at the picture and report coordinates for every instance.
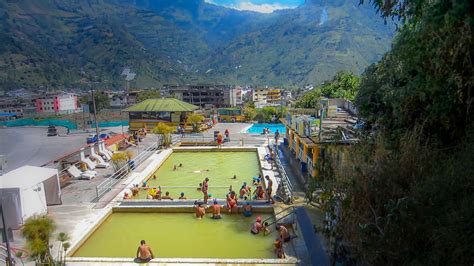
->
[35,93,80,114]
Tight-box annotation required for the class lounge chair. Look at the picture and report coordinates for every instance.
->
[91,152,111,168]
[84,156,108,169]
[67,165,96,180]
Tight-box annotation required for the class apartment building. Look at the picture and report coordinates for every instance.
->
[35,93,80,114]
[252,88,282,108]
[165,85,242,108]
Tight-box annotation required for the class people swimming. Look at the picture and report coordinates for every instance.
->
[252,175,262,185]
[202,177,209,204]
[239,182,251,199]
[243,201,253,217]
[147,187,157,199]
[278,225,291,242]
[161,191,173,200]
[197,183,202,191]
[152,174,157,180]
[262,222,271,235]
[131,184,139,197]
[212,199,222,219]
[123,192,131,200]
[232,174,237,179]
[192,169,210,174]
[179,192,187,200]
[250,216,263,234]
[274,238,285,258]
[226,190,238,213]
[173,165,177,171]
[136,240,154,263]
[179,163,183,167]
[253,185,265,200]
[194,201,206,219]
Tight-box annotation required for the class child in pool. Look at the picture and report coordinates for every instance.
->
[179,192,187,199]
[243,202,253,217]
[262,222,271,235]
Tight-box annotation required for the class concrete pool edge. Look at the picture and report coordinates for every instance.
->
[66,257,298,265]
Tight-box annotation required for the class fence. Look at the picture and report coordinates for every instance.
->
[93,142,159,202]
[0,118,77,129]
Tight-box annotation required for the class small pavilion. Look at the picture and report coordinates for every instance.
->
[123,98,199,132]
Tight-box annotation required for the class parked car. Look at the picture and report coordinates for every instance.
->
[86,133,110,144]
[47,126,58,136]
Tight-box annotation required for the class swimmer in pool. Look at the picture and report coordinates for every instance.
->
[232,174,237,179]
[250,216,263,234]
[179,163,183,167]
[212,199,222,219]
[262,222,271,235]
[278,225,290,242]
[192,169,210,173]
[243,202,253,217]
[152,174,157,180]
[179,192,187,199]
[194,202,205,219]
[136,240,154,263]
[226,191,238,213]
[173,165,177,171]
[202,178,209,204]
[197,183,202,191]
[161,191,173,200]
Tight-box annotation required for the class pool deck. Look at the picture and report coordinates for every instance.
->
[7,124,315,265]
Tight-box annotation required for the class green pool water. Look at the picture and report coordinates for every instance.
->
[135,151,261,199]
[72,213,277,258]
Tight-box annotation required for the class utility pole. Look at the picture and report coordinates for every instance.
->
[91,86,100,144]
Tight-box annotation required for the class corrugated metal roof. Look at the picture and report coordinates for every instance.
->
[123,98,199,112]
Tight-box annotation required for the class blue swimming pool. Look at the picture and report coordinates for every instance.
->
[246,123,286,135]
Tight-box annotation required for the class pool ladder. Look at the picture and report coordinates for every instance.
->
[263,206,297,229]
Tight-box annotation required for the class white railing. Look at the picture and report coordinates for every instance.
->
[93,142,159,202]
[273,145,294,203]
[307,157,314,176]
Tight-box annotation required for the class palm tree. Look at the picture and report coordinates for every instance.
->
[21,215,56,265]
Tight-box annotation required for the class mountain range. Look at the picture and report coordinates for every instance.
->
[0,0,394,89]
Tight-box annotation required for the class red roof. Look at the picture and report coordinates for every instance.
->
[105,134,129,147]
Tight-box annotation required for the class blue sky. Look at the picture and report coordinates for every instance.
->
[205,0,305,13]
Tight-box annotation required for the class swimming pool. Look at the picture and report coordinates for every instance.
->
[133,151,261,199]
[246,123,286,135]
[71,211,277,259]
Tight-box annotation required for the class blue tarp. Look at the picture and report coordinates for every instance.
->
[0,118,77,129]
[0,112,18,117]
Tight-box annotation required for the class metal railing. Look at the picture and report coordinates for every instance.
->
[273,144,294,203]
[263,206,297,228]
[93,142,159,202]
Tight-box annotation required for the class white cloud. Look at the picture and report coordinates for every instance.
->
[205,0,293,13]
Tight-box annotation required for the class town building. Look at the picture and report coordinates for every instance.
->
[281,98,359,180]
[123,98,199,132]
[164,85,242,108]
[252,88,282,108]
[35,93,80,114]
